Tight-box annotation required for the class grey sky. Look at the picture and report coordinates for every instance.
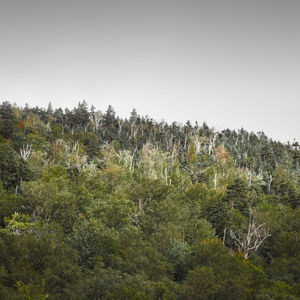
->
[1,0,299,142]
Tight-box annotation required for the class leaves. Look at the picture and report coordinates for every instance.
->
[0,101,300,299]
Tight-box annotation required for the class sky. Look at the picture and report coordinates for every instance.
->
[1,0,300,143]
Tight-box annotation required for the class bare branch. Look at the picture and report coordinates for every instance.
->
[19,144,32,161]
[230,212,271,259]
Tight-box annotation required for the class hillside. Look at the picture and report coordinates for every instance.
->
[0,100,300,299]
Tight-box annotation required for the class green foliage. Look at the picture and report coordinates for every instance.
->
[271,166,300,208]
[21,166,77,233]
[0,101,16,139]
[15,281,49,300]
[0,183,22,226]
[104,285,152,300]
[182,241,252,299]
[201,197,228,237]
[165,239,191,281]
[1,212,34,235]
[225,178,251,216]
[0,101,300,298]
[0,142,32,190]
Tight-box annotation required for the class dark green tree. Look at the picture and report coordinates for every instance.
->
[225,178,251,216]
[0,101,16,139]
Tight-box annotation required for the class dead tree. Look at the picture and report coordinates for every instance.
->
[89,111,103,132]
[19,144,32,161]
[230,212,271,259]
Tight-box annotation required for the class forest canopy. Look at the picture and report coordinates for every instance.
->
[0,100,300,299]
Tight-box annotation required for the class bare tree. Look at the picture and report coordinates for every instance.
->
[19,144,32,161]
[89,111,103,132]
[208,133,217,154]
[230,211,271,259]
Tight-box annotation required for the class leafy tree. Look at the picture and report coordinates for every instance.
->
[0,142,32,191]
[271,166,300,208]
[0,101,16,139]
[201,197,228,237]
[225,178,251,216]
[0,100,300,298]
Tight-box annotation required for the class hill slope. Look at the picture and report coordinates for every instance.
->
[0,101,300,299]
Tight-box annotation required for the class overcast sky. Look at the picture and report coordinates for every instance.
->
[1,0,299,143]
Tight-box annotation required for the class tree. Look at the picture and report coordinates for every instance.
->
[89,110,103,132]
[0,142,32,191]
[271,166,300,208]
[104,105,116,126]
[230,211,271,259]
[73,100,90,128]
[184,238,252,299]
[47,101,53,115]
[22,165,77,233]
[0,101,16,139]
[129,108,138,124]
[202,197,228,237]
[225,178,251,216]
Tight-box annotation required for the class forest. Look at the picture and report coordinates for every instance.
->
[0,100,300,299]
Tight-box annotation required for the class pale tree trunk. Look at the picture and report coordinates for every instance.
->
[230,212,271,259]
[19,144,32,161]
[138,198,143,214]
[214,171,217,190]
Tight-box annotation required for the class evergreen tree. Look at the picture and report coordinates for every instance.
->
[0,101,16,139]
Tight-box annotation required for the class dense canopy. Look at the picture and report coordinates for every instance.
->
[0,101,299,299]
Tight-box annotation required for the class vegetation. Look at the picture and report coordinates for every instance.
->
[0,100,300,299]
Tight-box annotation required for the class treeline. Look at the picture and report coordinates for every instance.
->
[0,100,299,299]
